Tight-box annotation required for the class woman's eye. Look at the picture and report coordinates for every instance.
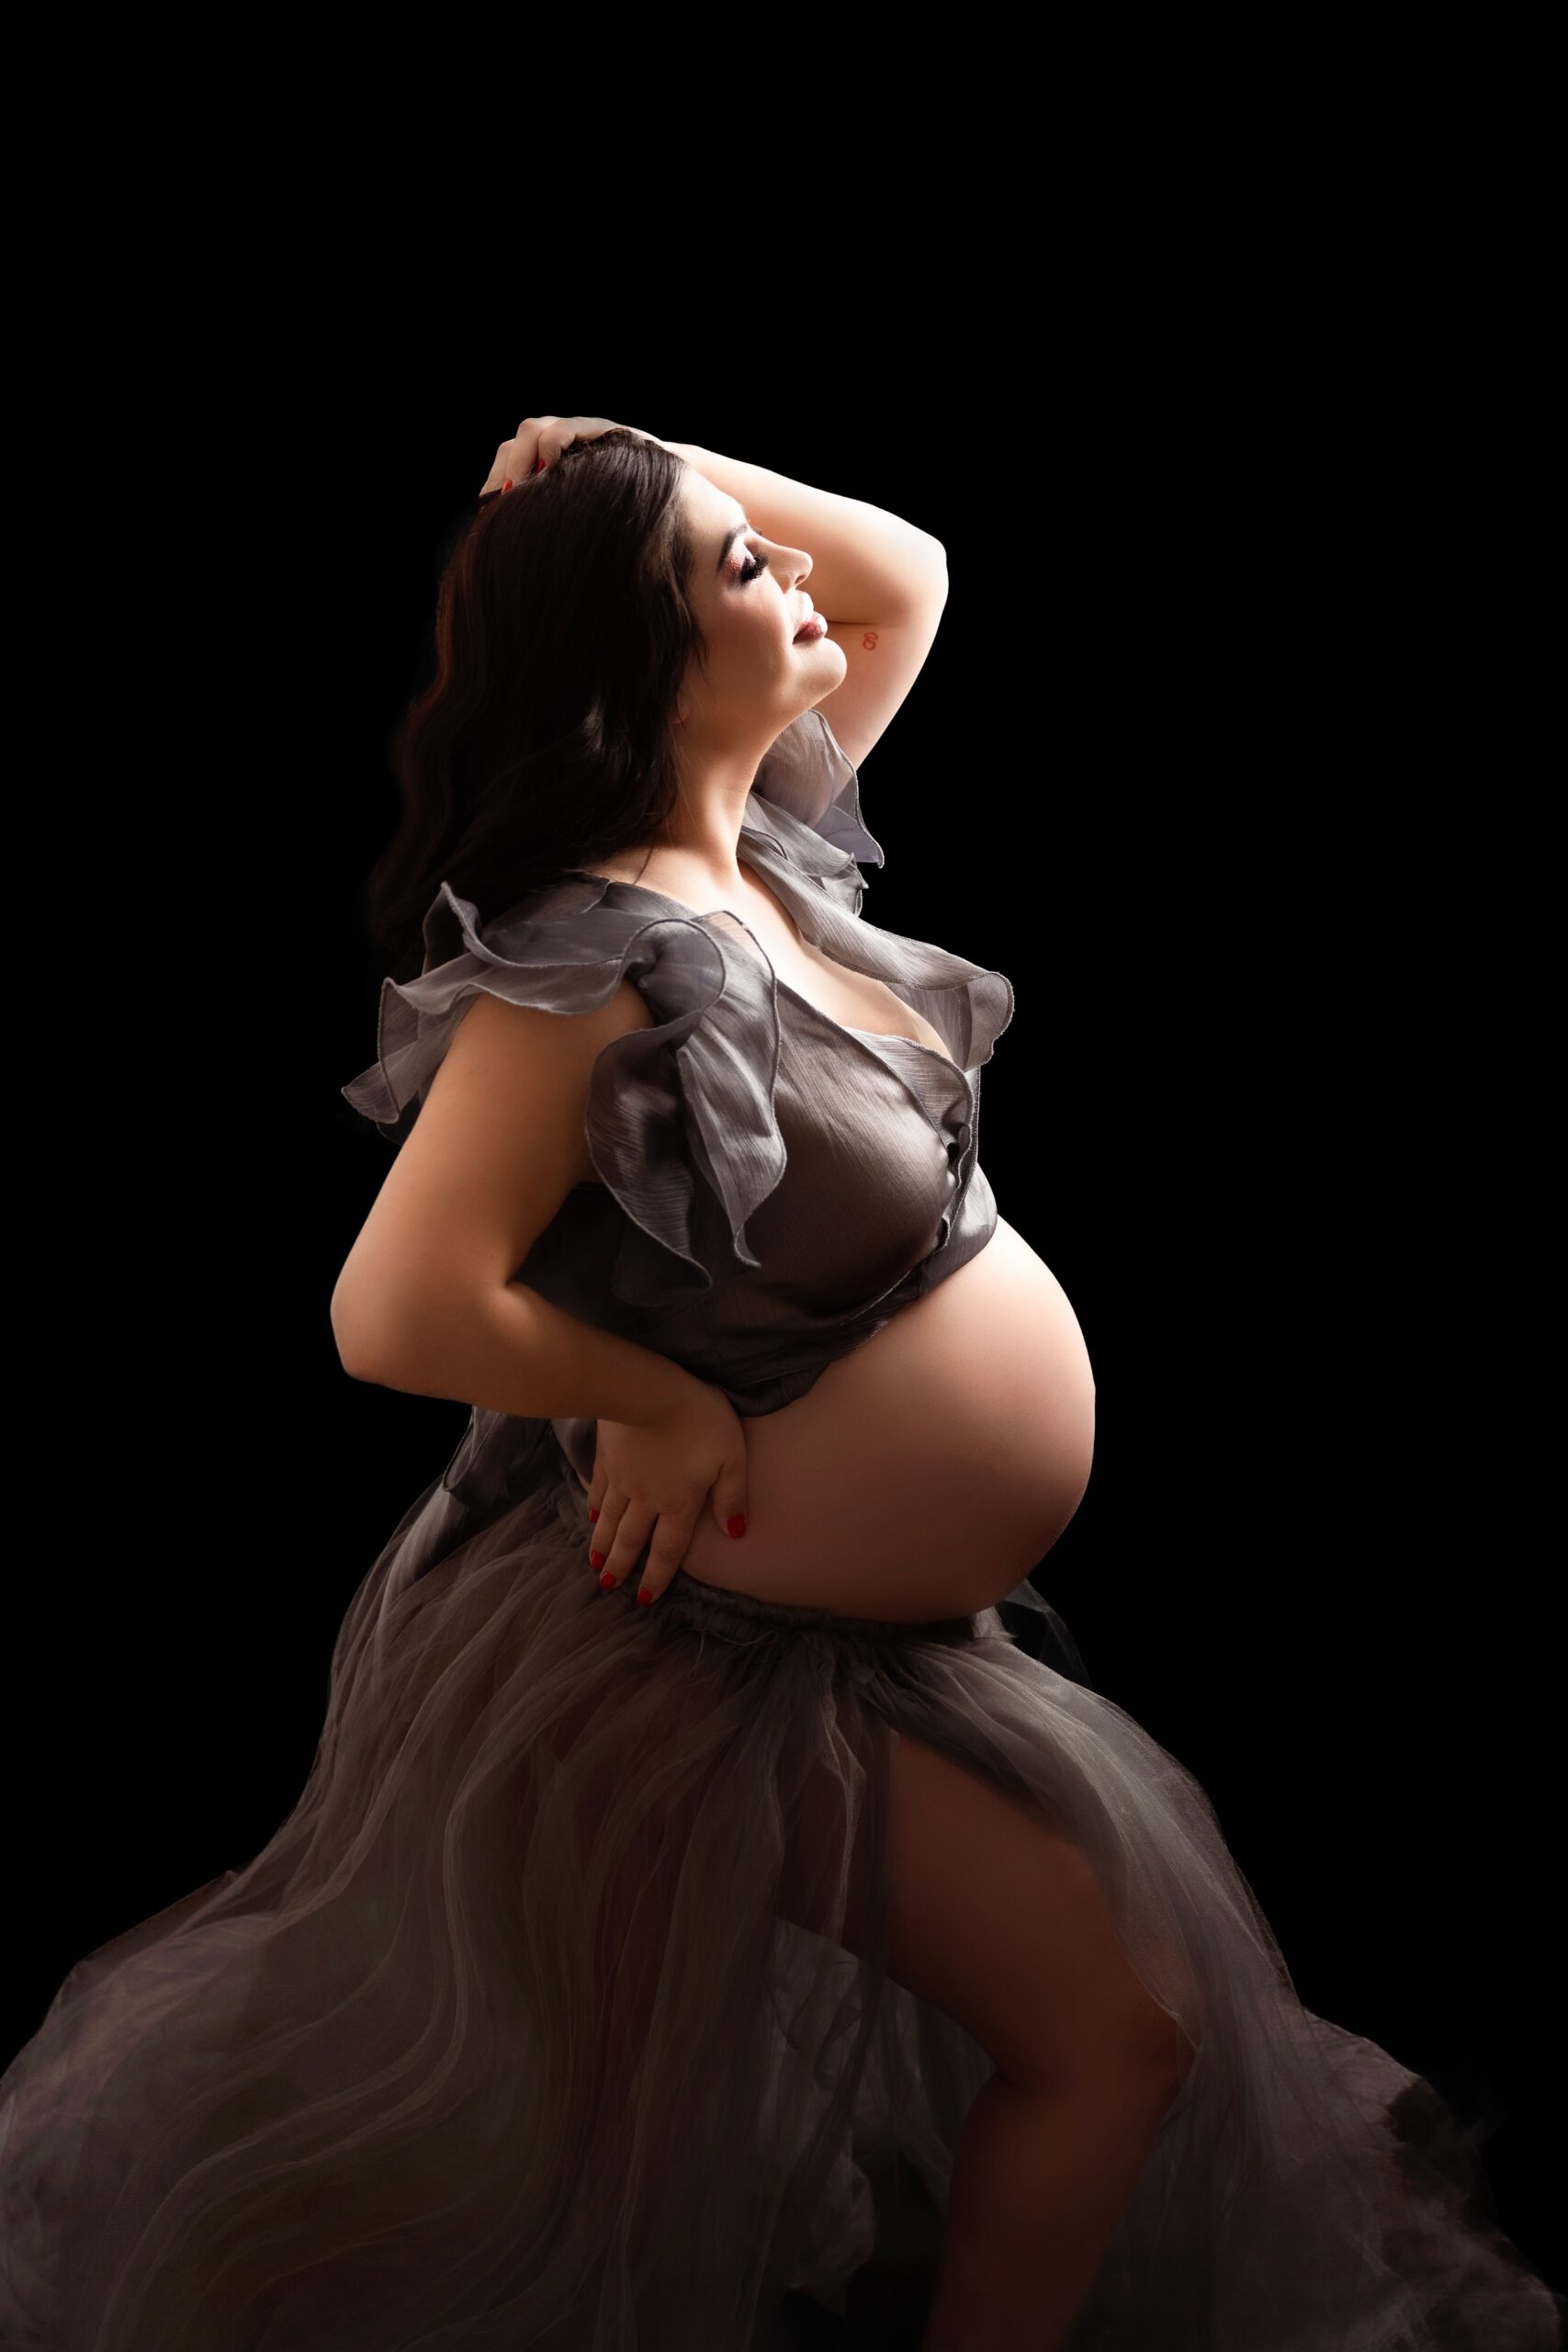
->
[739,549,771,584]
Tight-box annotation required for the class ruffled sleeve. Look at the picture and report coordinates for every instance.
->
[340,879,787,1306]
[749,707,886,873]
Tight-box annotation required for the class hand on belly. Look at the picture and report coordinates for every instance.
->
[677,1217,1097,1623]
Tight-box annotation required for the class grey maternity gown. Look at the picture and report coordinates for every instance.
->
[1,710,1558,2350]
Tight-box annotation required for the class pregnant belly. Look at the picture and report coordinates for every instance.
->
[676,1216,1097,1623]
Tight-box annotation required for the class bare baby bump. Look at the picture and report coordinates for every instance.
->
[679,1216,1097,1622]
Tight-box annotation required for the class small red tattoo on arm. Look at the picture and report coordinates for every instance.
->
[862,629,879,651]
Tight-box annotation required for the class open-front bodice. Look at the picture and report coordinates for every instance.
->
[341,707,1015,1521]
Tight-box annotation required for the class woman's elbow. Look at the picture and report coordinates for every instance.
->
[331,1278,416,1388]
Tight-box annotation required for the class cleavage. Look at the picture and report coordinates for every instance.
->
[707,900,949,1058]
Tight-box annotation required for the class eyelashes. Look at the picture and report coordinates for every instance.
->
[738,549,771,584]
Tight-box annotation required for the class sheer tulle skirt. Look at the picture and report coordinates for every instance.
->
[1,1452,1558,2350]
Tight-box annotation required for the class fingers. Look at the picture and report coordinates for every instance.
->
[479,414,647,498]
[506,415,558,484]
[478,447,547,496]
[583,1488,699,1608]
[590,1494,655,1594]
[711,1460,749,1544]
[584,1426,748,1610]
[585,1473,623,1577]
[636,1511,701,1609]
[478,436,523,497]
[478,414,560,497]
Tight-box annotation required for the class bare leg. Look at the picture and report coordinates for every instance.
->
[878,1736,1195,2352]
[922,2067,1179,2351]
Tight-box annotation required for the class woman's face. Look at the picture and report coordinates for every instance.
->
[677,466,847,740]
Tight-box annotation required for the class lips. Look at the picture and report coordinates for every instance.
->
[793,605,818,643]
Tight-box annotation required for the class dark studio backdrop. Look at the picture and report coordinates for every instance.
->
[9,291,1557,2297]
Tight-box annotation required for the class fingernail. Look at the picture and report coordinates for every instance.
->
[600,1570,617,1591]
[637,1588,654,1606]
[727,1515,747,1539]
[587,1507,599,1522]
[501,480,513,492]
[589,1550,605,1570]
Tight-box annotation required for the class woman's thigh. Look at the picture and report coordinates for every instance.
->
[873,1734,1196,2098]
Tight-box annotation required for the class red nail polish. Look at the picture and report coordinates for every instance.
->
[589,1550,604,1569]
[637,1588,653,1606]
[601,1570,617,1590]
[588,1507,599,1522]
[727,1515,747,1539]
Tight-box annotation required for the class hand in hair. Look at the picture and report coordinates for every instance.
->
[479,414,673,495]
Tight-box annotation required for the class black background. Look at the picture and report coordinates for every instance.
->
[8,249,1559,2306]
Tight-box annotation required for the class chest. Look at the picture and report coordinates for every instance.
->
[733,1016,960,1312]
[707,899,952,1061]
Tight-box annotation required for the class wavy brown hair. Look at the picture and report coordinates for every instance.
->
[358,430,698,983]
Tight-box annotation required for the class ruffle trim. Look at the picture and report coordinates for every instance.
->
[341,710,1012,1308]
[340,881,787,1305]
[747,707,886,878]
[734,801,1015,1080]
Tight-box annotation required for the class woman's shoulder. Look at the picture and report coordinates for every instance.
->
[337,701,892,1292]
[341,877,729,1131]
[339,872,788,1306]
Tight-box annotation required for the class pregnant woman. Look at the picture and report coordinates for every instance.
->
[1,420,1557,2352]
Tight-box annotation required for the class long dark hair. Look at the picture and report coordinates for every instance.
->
[360,430,698,983]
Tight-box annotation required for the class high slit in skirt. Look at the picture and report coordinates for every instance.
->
[1,1445,1558,2350]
